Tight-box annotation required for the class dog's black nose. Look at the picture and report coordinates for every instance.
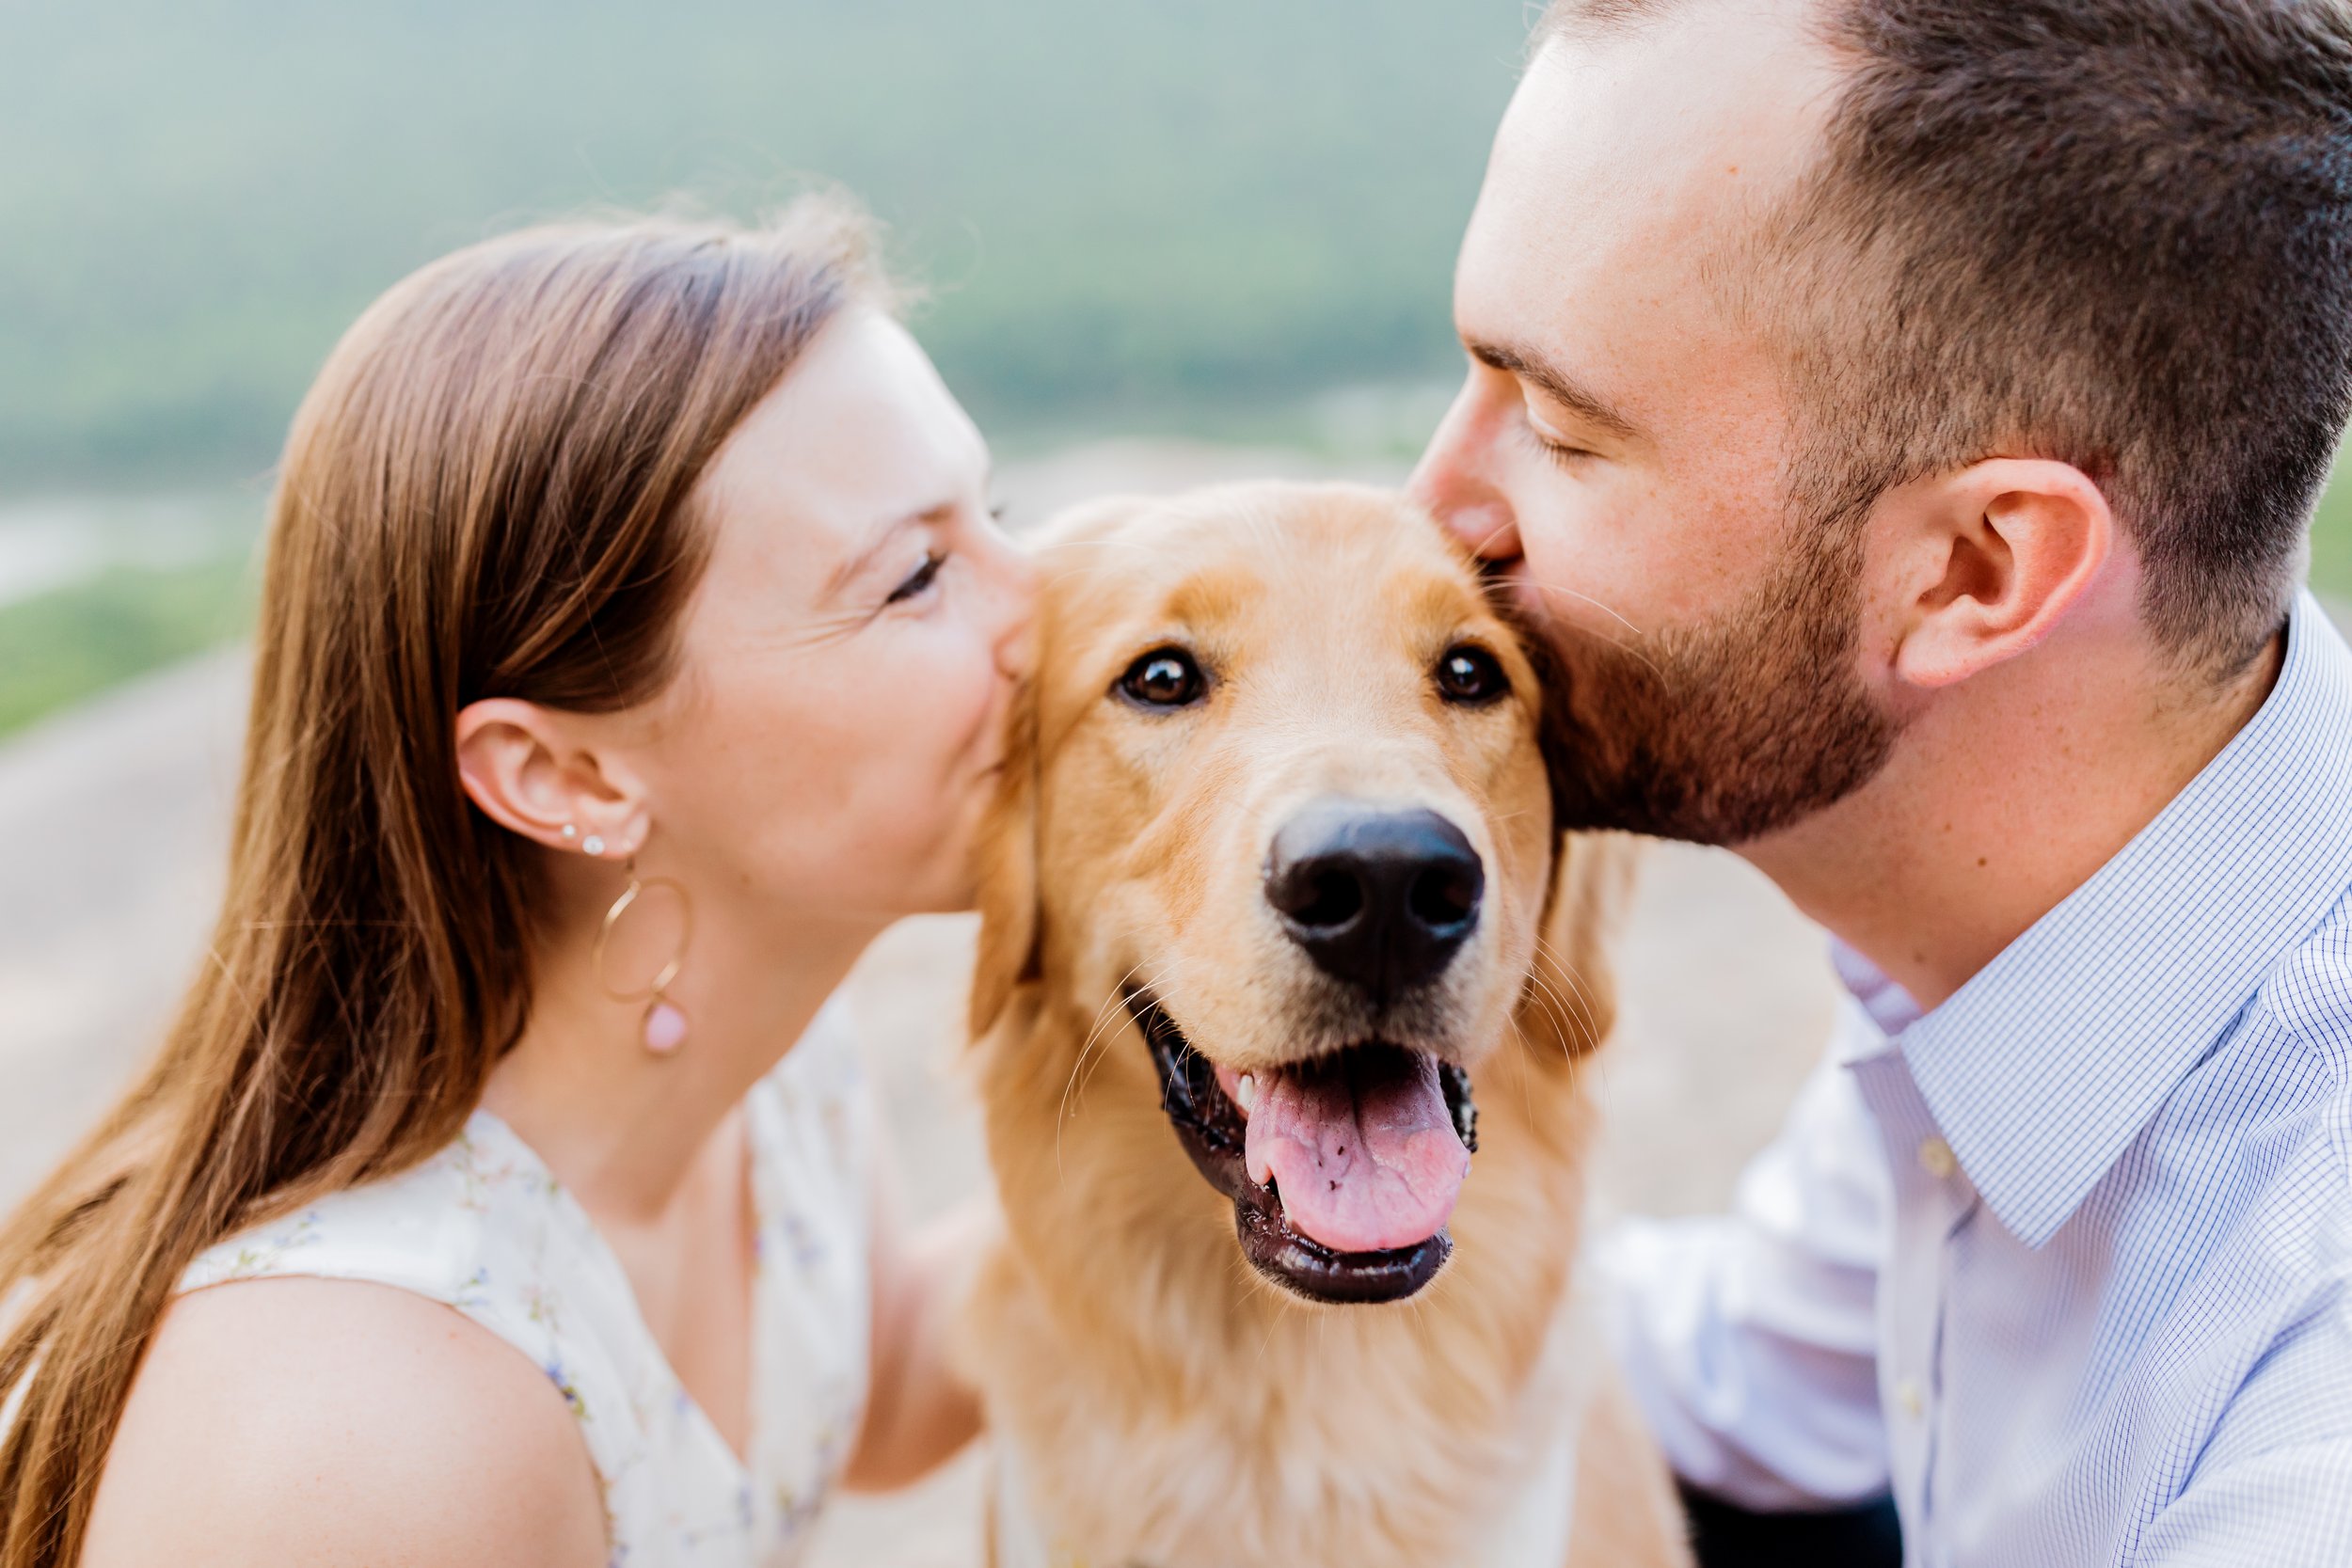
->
[1263,800,1485,1004]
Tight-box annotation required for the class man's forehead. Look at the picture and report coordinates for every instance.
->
[1458,11,1836,343]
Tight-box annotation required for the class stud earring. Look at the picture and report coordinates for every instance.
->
[592,856,693,1055]
[560,823,579,842]
[582,834,606,857]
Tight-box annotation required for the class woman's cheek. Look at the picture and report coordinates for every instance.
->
[916,615,1002,765]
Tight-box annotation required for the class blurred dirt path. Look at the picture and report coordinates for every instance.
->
[0,441,1845,1565]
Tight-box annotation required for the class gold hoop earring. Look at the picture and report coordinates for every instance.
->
[592,858,694,1055]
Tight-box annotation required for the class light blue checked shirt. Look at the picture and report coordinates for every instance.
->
[1599,593,2352,1567]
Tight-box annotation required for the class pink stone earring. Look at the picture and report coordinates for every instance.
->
[591,855,693,1056]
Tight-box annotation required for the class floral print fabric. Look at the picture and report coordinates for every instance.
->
[180,1001,875,1567]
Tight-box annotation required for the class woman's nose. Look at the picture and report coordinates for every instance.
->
[985,535,1040,681]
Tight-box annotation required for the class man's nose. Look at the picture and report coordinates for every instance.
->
[1408,378,1519,564]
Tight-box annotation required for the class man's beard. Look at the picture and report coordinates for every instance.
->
[1526,524,1899,847]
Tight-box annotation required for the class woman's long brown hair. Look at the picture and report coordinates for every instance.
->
[0,200,880,1565]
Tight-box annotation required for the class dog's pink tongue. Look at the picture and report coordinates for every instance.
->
[1244,1051,1470,1255]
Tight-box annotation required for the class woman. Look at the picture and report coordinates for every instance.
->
[0,198,1031,1565]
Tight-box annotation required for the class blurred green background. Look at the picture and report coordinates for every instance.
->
[1,0,2346,738]
[0,0,1534,484]
[0,0,1542,733]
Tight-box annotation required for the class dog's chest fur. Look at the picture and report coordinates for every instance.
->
[980,1288,1597,1568]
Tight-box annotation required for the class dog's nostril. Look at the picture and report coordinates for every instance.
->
[1408,864,1481,930]
[1291,868,1364,930]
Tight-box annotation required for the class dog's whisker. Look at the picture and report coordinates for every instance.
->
[1067,955,1191,1130]
[1534,982,1596,1071]
[1514,953,1581,1056]
[1549,963,1607,1049]
[1057,963,1157,1182]
[1525,963,1586,1051]
[1504,1014,1547,1122]
[1452,507,1519,563]
[1514,581,1672,680]
[1524,948,1602,1099]
[1069,972,1136,1070]
[1531,931,1607,1038]
[1062,980,1132,1103]
[1524,973,1593,1087]
[1517,578,1655,642]
[1066,959,1167,1094]
[1076,958,1184,1103]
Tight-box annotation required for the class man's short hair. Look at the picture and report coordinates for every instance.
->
[1544,0,2352,673]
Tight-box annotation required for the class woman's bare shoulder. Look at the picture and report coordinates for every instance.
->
[81,1275,607,1568]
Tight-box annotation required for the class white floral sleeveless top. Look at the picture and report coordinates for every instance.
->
[180,1001,875,1568]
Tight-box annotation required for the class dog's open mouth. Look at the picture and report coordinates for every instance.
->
[1124,985,1478,1306]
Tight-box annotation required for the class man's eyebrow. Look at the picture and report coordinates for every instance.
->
[1466,338,1645,444]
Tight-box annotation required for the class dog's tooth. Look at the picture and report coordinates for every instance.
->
[1237,1073,1258,1113]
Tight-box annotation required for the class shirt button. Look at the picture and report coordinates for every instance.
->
[1898,1379,1927,1420]
[1917,1136,1959,1180]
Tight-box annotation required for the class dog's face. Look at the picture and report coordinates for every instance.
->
[977,483,1557,1305]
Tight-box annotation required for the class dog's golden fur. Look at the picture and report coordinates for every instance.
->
[961,483,1690,1567]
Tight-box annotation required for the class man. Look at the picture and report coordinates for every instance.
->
[1408,2,2352,1564]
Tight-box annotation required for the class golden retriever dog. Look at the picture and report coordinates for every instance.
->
[961,482,1691,1568]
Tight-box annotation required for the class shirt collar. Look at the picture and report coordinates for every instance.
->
[1831,941,1925,1040]
[1845,593,2352,1248]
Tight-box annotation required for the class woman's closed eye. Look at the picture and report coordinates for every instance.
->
[885,549,946,607]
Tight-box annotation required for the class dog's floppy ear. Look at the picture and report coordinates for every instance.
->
[965,491,1161,1044]
[1518,830,1644,1068]
[969,675,1041,1044]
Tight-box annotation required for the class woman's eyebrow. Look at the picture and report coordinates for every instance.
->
[818,505,946,604]
[1465,337,1645,444]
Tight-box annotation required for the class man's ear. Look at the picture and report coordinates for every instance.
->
[1880,458,2115,690]
[1516,830,1643,1070]
[968,677,1041,1044]
[453,698,649,857]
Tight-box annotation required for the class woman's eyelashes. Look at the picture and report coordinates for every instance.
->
[880,500,998,611]
[884,549,946,608]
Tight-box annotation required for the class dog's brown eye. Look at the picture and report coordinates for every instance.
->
[1436,645,1508,706]
[1119,648,1206,709]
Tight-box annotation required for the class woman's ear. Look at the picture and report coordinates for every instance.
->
[453,698,650,857]
[1516,829,1642,1070]
[967,679,1041,1043]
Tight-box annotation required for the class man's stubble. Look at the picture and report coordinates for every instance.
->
[1527,515,1901,847]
